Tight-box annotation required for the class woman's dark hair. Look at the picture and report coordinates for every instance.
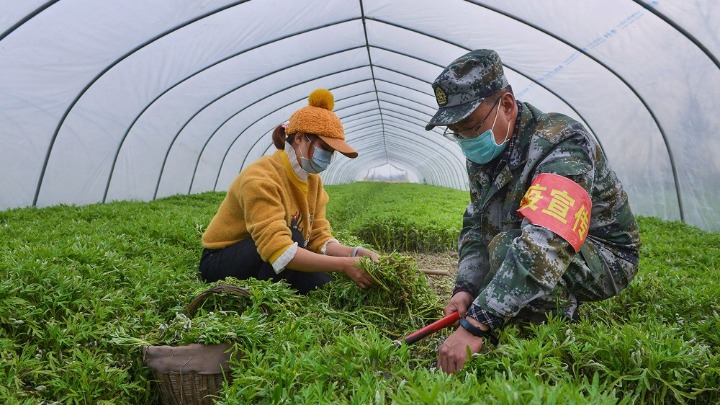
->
[272,125,320,150]
[271,125,296,150]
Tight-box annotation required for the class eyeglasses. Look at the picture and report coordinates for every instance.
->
[442,97,501,141]
[304,133,335,152]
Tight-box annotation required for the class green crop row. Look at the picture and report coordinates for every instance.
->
[325,182,468,252]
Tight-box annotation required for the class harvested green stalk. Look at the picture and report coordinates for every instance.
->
[145,310,270,346]
[312,253,444,338]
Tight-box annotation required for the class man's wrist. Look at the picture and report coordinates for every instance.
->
[452,283,476,297]
[459,318,499,346]
[467,304,505,330]
[463,316,489,331]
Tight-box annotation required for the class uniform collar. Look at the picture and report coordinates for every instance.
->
[507,101,537,171]
[504,100,525,171]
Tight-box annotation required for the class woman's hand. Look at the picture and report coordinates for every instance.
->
[343,257,379,289]
[355,247,379,262]
[322,242,380,288]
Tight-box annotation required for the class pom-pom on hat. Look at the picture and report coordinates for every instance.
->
[286,88,358,158]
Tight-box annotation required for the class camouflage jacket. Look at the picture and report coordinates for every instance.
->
[457,101,641,329]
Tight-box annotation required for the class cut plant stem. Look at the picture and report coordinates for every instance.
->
[418,269,449,276]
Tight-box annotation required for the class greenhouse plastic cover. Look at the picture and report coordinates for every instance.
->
[1,0,718,232]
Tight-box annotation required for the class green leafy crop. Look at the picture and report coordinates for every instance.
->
[1,183,718,404]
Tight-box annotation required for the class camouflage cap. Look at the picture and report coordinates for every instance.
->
[425,49,508,130]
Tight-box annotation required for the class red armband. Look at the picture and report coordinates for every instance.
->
[517,173,592,252]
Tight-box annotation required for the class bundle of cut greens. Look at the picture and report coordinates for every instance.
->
[311,253,444,339]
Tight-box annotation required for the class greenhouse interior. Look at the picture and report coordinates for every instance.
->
[2,1,719,404]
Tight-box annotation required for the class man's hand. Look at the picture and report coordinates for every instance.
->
[437,317,486,374]
[444,291,474,322]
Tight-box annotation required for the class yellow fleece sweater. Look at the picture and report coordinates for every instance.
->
[201,150,333,264]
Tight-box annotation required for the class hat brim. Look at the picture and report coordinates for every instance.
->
[424,98,484,131]
[318,135,358,158]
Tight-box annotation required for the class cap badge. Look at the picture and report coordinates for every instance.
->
[435,86,447,106]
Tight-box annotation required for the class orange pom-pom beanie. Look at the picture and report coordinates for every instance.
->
[286,88,358,158]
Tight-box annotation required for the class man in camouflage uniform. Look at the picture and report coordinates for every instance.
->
[425,49,641,374]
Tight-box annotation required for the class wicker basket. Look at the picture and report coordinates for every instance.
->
[143,285,251,405]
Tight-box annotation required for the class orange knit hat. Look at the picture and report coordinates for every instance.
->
[286,88,358,158]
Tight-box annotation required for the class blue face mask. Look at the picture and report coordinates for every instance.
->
[455,105,510,164]
[299,142,333,174]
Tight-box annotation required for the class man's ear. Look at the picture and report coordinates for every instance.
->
[501,93,515,113]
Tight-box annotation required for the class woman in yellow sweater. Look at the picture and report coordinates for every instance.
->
[200,88,379,294]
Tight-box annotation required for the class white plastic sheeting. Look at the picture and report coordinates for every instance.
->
[364,163,413,183]
[1,0,718,231]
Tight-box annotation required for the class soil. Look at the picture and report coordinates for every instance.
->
[410,251,458,299]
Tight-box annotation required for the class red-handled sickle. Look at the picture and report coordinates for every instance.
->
[398,311,460,345]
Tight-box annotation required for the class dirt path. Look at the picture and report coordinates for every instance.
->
[410,251,458,299]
